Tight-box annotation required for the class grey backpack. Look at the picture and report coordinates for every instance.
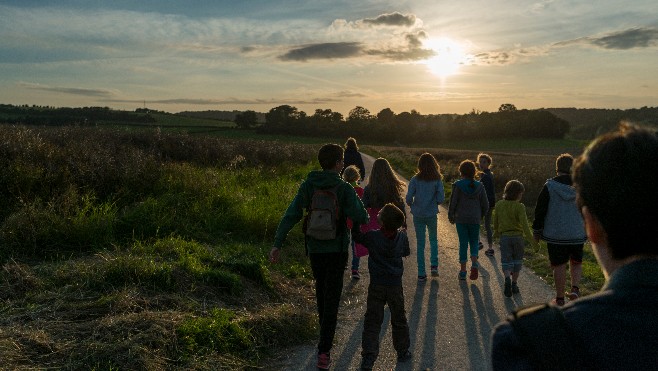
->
[305,185,340,240]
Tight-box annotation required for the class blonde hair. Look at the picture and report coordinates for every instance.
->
[342,165,361,183]
[503,180,525,200]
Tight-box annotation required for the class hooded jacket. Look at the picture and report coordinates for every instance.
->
[352,229,410,286]
[273,170,369,253]
[342,147,366,180]
[448,179,489,224]
[405,176,445,218]
[534,177,587,244]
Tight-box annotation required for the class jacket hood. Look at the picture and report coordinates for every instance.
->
[454,179,483,196]
[306,170,344,188]
[546,179,576,201]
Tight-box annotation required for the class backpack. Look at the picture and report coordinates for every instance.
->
[305,184,341,240]
[509,303,591,371]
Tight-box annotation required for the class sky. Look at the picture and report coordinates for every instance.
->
[1,1,657,116]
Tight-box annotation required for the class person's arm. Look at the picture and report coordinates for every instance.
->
[362,186,371,208]
[405,177,416,206]
[493,203,500,239]
[448,185,458,223]
[520,204,536,247]
[402,233,410,257]
[357,152,366,180]
[480,186,490,218]
[532,184,550,239]
[270,183,307,262]
[436,180,445,205]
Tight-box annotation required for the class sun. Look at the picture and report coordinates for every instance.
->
[423,37,466,78]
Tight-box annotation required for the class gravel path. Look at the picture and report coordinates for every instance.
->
[272,152,554,370]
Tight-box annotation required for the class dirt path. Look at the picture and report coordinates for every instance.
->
[272,152,554,370]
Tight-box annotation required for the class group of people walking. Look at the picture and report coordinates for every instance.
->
[269,125,658,370]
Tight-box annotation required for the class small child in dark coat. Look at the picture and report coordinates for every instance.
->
[352,203,412,370]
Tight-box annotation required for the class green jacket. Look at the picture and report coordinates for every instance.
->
[273,170,369,253]
[492,199,534,243]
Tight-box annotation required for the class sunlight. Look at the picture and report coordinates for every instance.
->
[423,37,466,78]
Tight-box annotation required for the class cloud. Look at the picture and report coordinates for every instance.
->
[361,12,417,27]
[279,42,363,61]
[18,82,116,97]
[555,27,658,50]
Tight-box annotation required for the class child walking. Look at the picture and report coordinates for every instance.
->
[477,153,496,257]
[343,165,366,279]
[351,203,411,370]
[405,153,445,281]
[492,180,537,297]
[448,160,489,280]
[362,157,407,230]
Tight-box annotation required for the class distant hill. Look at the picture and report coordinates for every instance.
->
[177,110,266,123]
[545,107,658,139]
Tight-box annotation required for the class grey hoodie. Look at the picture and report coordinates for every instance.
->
[448,179,489,225]
[541,179,587,244]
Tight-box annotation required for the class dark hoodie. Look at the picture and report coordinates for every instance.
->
[352,229,410,286]
[273,170,369,253]
[448,178,489,224]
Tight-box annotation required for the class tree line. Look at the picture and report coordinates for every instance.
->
[251,104,570,142]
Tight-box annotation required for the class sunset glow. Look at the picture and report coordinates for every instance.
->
[423,38,467,78]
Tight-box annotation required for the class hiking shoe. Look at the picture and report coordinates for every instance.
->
[485,248,495,257]
[478,241,484,250]
[360,356,375,370]
[430,266,439,276]
[551,297,565,307]
[469,266,479,280]
[504,277,512,297]
[397,350,412,362]
[512,282,520,294]
[567,286,580,300]
[351,270,360,280]
[317,352,331,370]
[418,275,427,282]
[458,270,467,280]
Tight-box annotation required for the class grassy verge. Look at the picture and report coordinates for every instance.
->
[0,125,320,369]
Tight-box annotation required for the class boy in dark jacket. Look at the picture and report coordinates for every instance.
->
[352,203,411,370]
[269,143,369,370]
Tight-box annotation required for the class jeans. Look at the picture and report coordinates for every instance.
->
[413,215,438,276]
[483,208,493,246]
[361,284,410,359]
[351,240,360,270]
[309,251,348,353]
[456,223,480,264]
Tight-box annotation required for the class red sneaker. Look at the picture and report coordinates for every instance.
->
[469,266,479,280]
[317,352,331,370]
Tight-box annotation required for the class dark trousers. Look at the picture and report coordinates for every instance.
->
[309,251,348,353]
[361,284,410,359]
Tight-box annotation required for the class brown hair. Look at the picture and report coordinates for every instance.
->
[318,143,344,170]
[458,159,477,189]
[345,137,358,151]
[342,165,361,183]
[415,152,443,181]
[503,180,525,200]
[477,153,492,166]
[380,203,405,230]
[369,158,405,205]
[556,153,573,174]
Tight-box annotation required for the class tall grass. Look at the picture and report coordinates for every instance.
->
[0,125,319,369]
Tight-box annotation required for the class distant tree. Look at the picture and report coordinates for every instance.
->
[499,103,517,112]
[312,108,343,125]
[265,105,304,126]
[235,110,258,129]
[377,108,395,126]
[347,106,375,125]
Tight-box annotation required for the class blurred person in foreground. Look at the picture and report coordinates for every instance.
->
[491,123,658,370]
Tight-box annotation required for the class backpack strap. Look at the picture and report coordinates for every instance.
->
[510,303,590,371]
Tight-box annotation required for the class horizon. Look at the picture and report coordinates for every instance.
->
[1,1,657,116]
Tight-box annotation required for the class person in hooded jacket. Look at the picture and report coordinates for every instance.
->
[532,153,587,306]
[269,143,369,370]
[448,160,489,281]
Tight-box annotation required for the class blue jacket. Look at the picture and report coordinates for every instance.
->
[491,259,658,370]
[405,176,445,218]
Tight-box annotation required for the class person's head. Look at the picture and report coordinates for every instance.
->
[502,180,525,201]
[342,165,361,183]
[378,203,405,231]
[345,137,358,151]
[477,153,492,170]
[318,143,344,171]
[370,157,405,203]
[458,160,477,179]
[573,123,658,262]
[555,153,573,175]
[415,152,443,181]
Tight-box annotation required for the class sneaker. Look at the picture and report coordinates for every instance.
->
[317,352,331,370]
[418,275,427,282]
[430,266,439,276]
[512,282,520,294]
[567,286,580,300]
[504,277,512,297]
[469,266,479,280]
[351,270,360,280]
[551,297,565,307]
[397,350,412,362]
[458,270,467,280]
[360,356,375,370]
[485,248,495,257]
[478,241,484,250]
